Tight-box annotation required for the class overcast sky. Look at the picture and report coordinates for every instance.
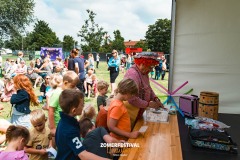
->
[32,0,172,42]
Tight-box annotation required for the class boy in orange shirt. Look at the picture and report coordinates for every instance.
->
[107,78,140,141]
[96,95,114,132]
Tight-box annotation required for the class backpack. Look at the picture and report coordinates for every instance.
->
[16,57,23,64]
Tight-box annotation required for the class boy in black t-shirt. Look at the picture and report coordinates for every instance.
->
[80,118,123,159]
[96,80,109,112]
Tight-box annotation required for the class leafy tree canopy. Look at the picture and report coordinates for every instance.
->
[145,18,171,53]
[4,35,22,50]
[135,40,148,51]
[99,34,112,53]
[78,9,106,52]
[0,0,35,38]
[111,30,125,52]
[63,35,75,52]
[27,20,60,50]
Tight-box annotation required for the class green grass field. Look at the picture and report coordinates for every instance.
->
[0,54,168,120]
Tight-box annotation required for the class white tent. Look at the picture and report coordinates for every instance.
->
[169,0,240,113]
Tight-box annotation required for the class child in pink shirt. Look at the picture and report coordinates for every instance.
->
[92,74,98,98]
[0,75,15,102]
[0,125,30,160]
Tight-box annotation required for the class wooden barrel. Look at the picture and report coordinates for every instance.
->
[198,91,219,120]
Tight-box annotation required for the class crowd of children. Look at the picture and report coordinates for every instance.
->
[0,51,165,159]
[0,76,142,160]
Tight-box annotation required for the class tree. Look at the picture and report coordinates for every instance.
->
[78,9,106,52]
[111,30,125,52]
[4,35,22,50]
[62,35,75,52]
[135,40,148,51]
[0,39,3,48]
[145,19,171,53]
[99,34,112,53]
[27,20,60,50]
[0,0,35,38]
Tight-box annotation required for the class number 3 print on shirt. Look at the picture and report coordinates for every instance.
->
[72,137,82,149]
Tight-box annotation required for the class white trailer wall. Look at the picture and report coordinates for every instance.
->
[171,0,240,113]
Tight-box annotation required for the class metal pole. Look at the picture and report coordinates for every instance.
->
[22,36,23,51]
[169,0,176,93]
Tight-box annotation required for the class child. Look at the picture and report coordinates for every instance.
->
[39,75,51,102]
[80,118,123,159]
[25,109,52,160]
[84,68,94,98]
[15,60,27,75]
[80,104,97,123]
[0,75,15,102]
[91,74,98,98]
[3,58,10,73]
[154,64,161,80]
[0,119,11,145]
[55,89,109,160]
[87,53,95,72]
[27,68,42,89]
[41,74,62,110]
[96,80,109,112]
[48,71,79,136]
[0,125,30,160]
[107,78,140,141]
[96,53,100,69]
[126,54,132,70]
[156,58,162,80]
[54,64,63,75]
[150,68,154,78]
[161,58,167,80]
[120,56,126,74]
[10,74,39,129]
[96,96,114,132]
[17,51,24,64]
[0,79,4,97]
[5,59,17,77]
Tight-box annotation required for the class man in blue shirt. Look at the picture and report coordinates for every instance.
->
[55,89,109,160]
[73,49,89,92]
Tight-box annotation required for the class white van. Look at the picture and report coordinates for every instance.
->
[0,48,12,54]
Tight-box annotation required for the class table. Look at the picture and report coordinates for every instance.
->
[119,114,182,160]
[178,113,240,160]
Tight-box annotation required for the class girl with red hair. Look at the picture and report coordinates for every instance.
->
[10,74,39,128]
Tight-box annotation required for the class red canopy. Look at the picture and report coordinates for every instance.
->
[125,48,142,54]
